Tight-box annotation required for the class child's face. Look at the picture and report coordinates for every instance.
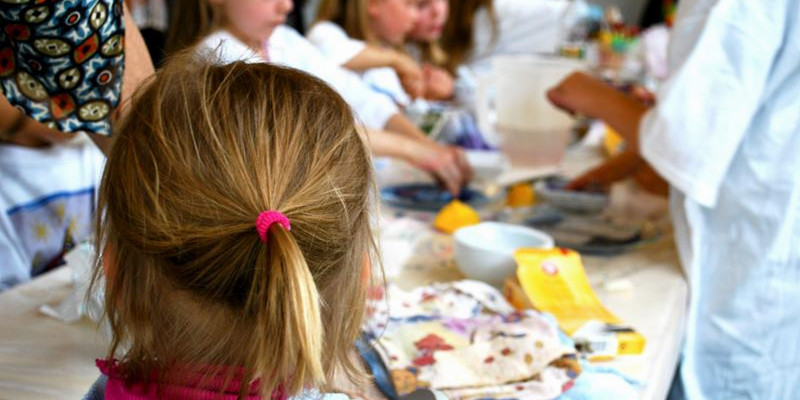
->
[409,0,448,42]
[214,0,294,43]
[368,0,420,45]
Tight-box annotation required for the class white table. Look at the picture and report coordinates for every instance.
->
[0,146,687,400]
[0,266,106,399]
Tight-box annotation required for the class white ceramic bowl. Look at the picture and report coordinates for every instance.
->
[453,222,554,287]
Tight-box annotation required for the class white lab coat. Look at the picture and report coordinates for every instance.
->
[639,0,800,398]
[197,27,399,130]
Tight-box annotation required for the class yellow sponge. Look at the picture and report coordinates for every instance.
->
[433,200,480,234]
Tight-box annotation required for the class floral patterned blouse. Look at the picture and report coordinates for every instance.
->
[0,0,124,136]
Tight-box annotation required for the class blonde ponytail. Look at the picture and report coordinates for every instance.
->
[249,226,326,395]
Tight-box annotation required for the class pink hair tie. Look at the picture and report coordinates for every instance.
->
[255,210,291,242]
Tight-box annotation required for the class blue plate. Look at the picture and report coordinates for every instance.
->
[381,184,489,211]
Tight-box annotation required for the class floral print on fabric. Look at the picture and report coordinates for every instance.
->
[365,281,582,400]
[0,0,124,136]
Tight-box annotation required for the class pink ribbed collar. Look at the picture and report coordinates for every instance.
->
[97,359,286,400]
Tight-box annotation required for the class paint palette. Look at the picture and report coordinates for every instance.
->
[534,177,610,214]
[523,205,661,255]
[381,183,490,212]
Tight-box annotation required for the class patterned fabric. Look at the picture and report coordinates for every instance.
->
[0,0,125,136]
[364,281,582,400]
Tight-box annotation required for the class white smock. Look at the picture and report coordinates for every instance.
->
[197,27,399,130]
[639,0,800,398]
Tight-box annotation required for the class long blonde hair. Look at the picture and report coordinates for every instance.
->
[440,0,497,72]
[315,0,380,45]
[92,52,376,398]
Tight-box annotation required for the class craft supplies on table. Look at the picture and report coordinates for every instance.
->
[507,248,646,360]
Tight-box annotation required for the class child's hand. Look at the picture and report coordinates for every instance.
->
[392,53,424,99]
[547,72,616,118]
[422,64,455,100]
[567,150,645,191]
[412,142,473,196]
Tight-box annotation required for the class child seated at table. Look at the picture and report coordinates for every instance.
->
[85,55,376,400]
[405,0,456,100]
[309,0,435,105]
[166,0,471,196]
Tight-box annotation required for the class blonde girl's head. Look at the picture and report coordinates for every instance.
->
[166,0,293,56]
[93,52,375,398]
[316,0,420,46]
[410,0,448,43]
[407,0,449,66]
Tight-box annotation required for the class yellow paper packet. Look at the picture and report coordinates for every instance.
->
[512,248,645,357]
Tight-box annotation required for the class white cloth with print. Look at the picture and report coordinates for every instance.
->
[306,22,412,106]
[639,0,800,398]
[198,27,399,130]
[0,135,105,291]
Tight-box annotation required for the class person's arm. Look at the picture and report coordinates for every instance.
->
[547,72,648,154]
[566,150,645,190]
[342,45,407,71]
[384,113,430,142]
[360,126,472,196]
[345,46,423,99]
[93,2,155,153]
[422,64,455,100]
[307,23,423,98]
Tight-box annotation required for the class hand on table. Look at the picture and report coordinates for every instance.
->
[568,150,669,197]
[567,150,645,191]
[411,142,473,196]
